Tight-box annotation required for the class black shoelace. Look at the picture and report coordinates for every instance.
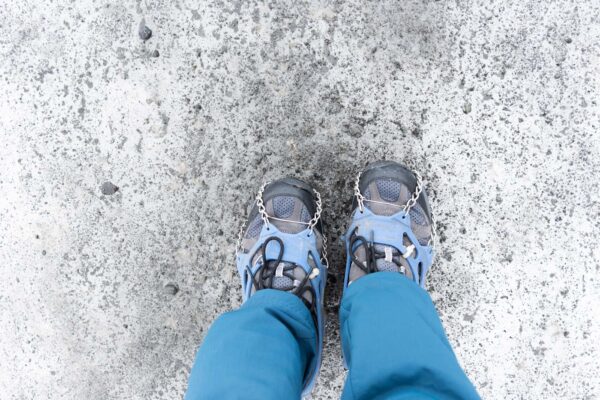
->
[246,236,318,327]
[349,227,405,275]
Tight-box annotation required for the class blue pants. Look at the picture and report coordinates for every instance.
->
[186,273,480,399]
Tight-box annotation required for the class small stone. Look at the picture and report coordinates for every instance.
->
[463,102,472,114]
[411,127,422,138]
[42,250,47,256]
[164,283,179,296]
[151,49,160,57]
[565,37,572,44]
[344,122,364,138]
[139,19,153,41]
[101,181,119,195]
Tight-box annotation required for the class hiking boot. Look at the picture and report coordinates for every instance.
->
[342,161,436,288]
[235,178,328,396]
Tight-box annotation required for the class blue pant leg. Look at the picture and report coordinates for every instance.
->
[186,289,317,400]
[340,272,480,400]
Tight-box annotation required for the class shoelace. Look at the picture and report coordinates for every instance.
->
[349,227,409,276]
[246,236,318,326]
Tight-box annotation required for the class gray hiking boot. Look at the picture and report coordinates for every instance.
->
[342,161,436,288]
[235,178,328,396]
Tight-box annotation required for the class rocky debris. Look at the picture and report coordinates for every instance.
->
[101,181,119,195]
[138,19,152,41]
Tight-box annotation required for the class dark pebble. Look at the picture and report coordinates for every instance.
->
[411,127,422,138]
[151,49,160,57]
[101,181,119,195]
[139,19,153,41]
[164,283,179,296]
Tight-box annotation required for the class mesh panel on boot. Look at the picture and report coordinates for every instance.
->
[261,262,313,305]
[409,206,427,225]
[301,207,311,223]
[245,214,263,238]
[243,195,314,253]
[364,178,432,246]
[377,260,399,272]
[272,275,295,289]
[376,180,401,202]
[363,180,409,216]
[266,196,311,234]
[351,243,412,280]
[409,204,431,245]
[273,196,295,218]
